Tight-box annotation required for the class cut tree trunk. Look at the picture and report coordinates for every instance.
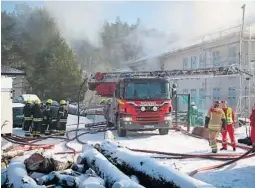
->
[78,146,144,188]
[7,161,46,188]
[99,141,215,188]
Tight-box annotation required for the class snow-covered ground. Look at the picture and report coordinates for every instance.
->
[2,114,255,188]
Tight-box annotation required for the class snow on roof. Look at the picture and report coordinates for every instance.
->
[12,103,25,108]
[22,94,39,101]
[1,65,25,76]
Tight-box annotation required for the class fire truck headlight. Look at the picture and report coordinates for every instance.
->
[164,115,172,121]
[141,106,146,112]
[122,116,132,121]
[152,106,158,111]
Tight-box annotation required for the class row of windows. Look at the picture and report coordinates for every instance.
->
[180,87,237,107]
[182,46,237,69]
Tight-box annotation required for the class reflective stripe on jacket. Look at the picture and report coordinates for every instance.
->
[24,117,33,121]
[226,107,233,124]
[207,107,226,131]
[33,118,43,122]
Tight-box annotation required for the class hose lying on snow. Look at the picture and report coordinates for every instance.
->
[189,147,255,176]
[77,145,144,188]
[175,126,251,151]
[98,141,214,188]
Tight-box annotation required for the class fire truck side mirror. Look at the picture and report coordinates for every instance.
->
[171,84,177,98]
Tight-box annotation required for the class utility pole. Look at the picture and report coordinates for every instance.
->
[238,4,246,126]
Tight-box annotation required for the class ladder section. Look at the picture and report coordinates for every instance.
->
[88,66,239,83]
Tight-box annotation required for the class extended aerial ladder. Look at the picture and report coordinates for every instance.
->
[88,66,239,96]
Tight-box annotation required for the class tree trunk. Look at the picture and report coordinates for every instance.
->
[99,141,214,188]
[78,146,144,188]
[7,161,46,188]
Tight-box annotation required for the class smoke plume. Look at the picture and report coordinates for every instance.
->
[44,1,106,47]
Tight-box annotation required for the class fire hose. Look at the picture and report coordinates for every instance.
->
[189,148,255,176]
[174,126,252,151]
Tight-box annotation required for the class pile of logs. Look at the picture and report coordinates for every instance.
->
[2,131,215,188]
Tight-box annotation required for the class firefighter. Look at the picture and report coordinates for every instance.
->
[100,98,105,104]
[31,99,43,137]
[23,98,33,136]
[57,100,68,136]
[249,103,255,148]
[205,100,226,153]
[220,100,236,151]
[44,99,53,135]
[190,102,198,127]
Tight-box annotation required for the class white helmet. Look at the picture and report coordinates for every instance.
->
[191,102,195,106]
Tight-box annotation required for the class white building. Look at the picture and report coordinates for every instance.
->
[125,25,255,116]
[1,65,26,98]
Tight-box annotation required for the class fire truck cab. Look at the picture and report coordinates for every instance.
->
[88,71,177,137]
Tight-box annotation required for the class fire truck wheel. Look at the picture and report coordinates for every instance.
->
[116,117,127,137]
[159,128,169,135]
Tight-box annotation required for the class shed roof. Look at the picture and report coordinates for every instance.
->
[1,65,25,76]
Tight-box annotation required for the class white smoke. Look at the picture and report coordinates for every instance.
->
[44,1,106,47]
[123,1,255,70]
[44,1,255,70]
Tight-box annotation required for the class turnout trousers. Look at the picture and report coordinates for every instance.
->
[24,119,32,136]
[44,119,52,135]
[221,124,236,149]
[251,125,255,147]
[208,123,221,153]
[32,118,43,137]
[208,130,220,153]
[59,119,67,136]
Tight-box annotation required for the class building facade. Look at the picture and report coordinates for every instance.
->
[1,65,26,98]
[125,25,255,115]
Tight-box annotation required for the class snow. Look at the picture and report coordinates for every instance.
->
[80,146,144,188]
[101,141,215,188]
[22,94,40,102]
[12,102,25,108]
[3,114,255,188]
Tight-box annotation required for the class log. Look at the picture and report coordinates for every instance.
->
[1,169,7,187]
[78,146,144,188]
[78,175,106,188]
[37,171,79,187]
[99,141,215,188]
[2,150,25,159]
[7,161,46,188]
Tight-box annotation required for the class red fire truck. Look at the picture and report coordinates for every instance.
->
[88,71,177,137]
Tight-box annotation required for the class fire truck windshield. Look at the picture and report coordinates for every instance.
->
[124,81,170,100]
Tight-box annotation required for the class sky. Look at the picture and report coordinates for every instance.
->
[2,1,255,54]
[1,1,170,28]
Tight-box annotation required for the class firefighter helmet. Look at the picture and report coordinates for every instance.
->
[100,98,106,104]
[60,100,66,105]
[46,99,53,104]
[221,100,227,105]
[34,99,41,104]
[25,98,32,104]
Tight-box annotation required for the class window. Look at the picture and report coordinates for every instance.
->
[213,88,221,101]
[115,83,120,98]
[228,87,237,106]
[228,46,237,65]
[199,52,206,68]
[183,58,189,69]
[198,88,206,108]
[191,56,197,69]
[182,89,189,104]
[212,51,221,67]
[124,81,170,100]
[190,89,197,104]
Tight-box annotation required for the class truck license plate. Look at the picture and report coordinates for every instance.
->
[144,125,154,129]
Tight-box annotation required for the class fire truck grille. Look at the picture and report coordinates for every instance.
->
[136,116,160,122]
[135,106,162,113]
